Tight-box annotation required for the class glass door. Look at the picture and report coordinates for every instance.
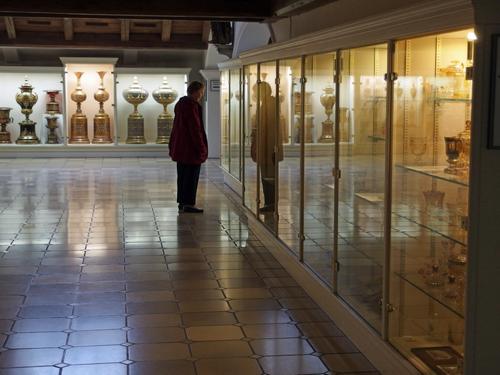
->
[243,65,258,215]
[337,44,388,333]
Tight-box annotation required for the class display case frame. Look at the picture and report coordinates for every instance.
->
[219,2,475,372]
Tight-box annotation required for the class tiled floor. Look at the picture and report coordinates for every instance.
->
[0,158,380,375]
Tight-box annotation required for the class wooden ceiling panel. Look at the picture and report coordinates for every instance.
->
[14,17,63,32]
[73,18,121,34]
[171,20,203,34]
[130,20,161,34]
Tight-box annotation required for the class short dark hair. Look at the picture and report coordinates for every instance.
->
[187,81,205,95]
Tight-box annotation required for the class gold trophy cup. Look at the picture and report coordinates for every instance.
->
[69,72,90,144]
[45,116,59,144]
[44,90,61,114]
[15,77,40,144]
[124,77,149,144]
[92,71,113,144]
[0,107,13,144]
[152,77,177,144]
[444,136,463,175]
[318,86,335,143]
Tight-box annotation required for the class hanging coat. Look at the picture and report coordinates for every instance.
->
[169,96,208,165]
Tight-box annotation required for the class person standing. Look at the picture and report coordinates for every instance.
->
[169,81,207,213]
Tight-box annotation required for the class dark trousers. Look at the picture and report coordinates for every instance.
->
[261,177,275,207]
[176,163,201,206]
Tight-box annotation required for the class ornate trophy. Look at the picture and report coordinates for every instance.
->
[318,86,335,143]
[44,90,61,144]
[92,71,113,144]
[152,77,177,144]
[124,77,149,144]
[44,90,60,114]
[15,77,40,144]
[70,72,90,144]
[45,116,59,144]
[444,136,463,174]
[0,107,13,144]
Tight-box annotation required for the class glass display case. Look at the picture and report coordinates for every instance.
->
[219,27,475,375]
[0,61,188,148]
[220,70,230,170]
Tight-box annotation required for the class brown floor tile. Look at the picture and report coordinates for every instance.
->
[126,291,175,303]
[279,298,318,310]
[196,358,261,375]
[181,312,236,326]
[215,270,258,279]
[125,272,170,282]
[209,261,252,270]
[174,289,225,300]
[77,292,125,304]
[0,297,24,308]
[0,333,6,347]
[125,264,168,272]
[287,309,330,323]
[61,363,127,375]
[126,280,172,292]
[13,318,70,333]
[77,282,125,293]
[224,288,272,299]
[168,270,215,280]
[322,353,377,373]
[68,330,126,346]
[5,332,67,349]
[129,360,195,375]
[217,277,266,288]
[64,345,127,365]
[308,336,358,354]
[71,316,125,331]
[168,262,210,271]
[297,322,344,337]
[0,367,60,374]
[74,303,125,317]
[0,348,63,367]
[127,313,181,328]
[229,299,282,311]
[179,300,229,313]
[263,277,298,288]
[190,340,252,358]
[129,343,190,361]
[236,311,290,324]
[242,324,301,339]
[270,287,308,298]
[259,355,328,375]
[126,301,178,315]
[251,338,314,355]
[0,320,13,332]
[171,279,219,290]
[19,305,73,319]
[128,327,185,343]
[186,325,243,341]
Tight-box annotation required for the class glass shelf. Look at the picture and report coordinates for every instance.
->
[397,165,469,187]
[396,272,465,318]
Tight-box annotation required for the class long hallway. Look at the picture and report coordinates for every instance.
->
[0,158,378,375]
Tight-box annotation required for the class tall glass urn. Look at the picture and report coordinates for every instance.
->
[69,72,90,144]
[92,71,113,144]
[0,107,13,144]
[15,78,40,144]
[124,77,149,144]
[152,77,178,144]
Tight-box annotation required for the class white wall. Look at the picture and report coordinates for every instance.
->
[200,69,221,159]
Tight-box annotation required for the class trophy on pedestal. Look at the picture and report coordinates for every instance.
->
[15,77,40,144]
[318,86,335,143]
[458,120,471,170]
[45,116,59,144]
[92,71,113,144]
[124,77,149,144]
[44,90,61,144]
[444,136,463,175]
[0,107,13,144]
[69,72,90,144]
[152,77,177,144]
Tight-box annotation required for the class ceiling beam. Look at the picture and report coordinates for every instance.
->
[123,49,138,65]
[161,20,172,42]
[4,16,16,39]
[63,18,73,40]
[121,19,130,42]
[201,21,210,43]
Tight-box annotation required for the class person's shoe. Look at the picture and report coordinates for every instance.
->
[183,205,204,213]
[259,205,275,213]
[178,204,184,212]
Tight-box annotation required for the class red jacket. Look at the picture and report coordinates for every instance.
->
[169,96,208,165]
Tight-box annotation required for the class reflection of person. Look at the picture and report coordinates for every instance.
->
[169,81,208,213]
[250,81,283,213]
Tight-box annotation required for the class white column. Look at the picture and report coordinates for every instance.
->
[199,69,221,159]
